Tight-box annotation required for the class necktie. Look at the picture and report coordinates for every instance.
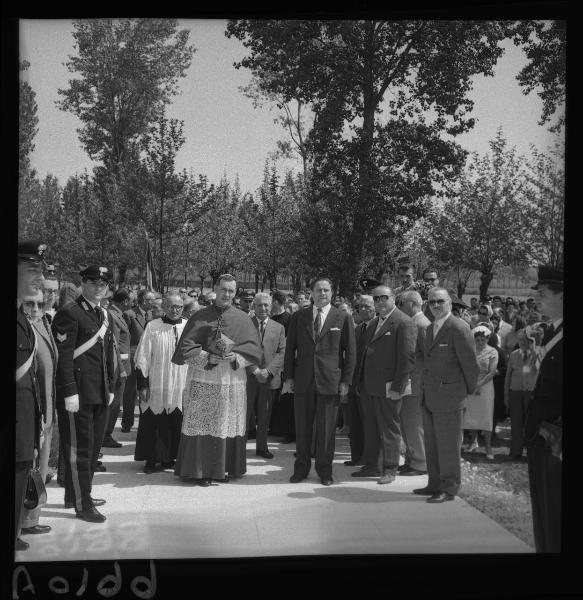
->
[95,306,102,323]
[433,321,439,338]
[375,316,385,335]
[260,320,265,341]
[314,308,323,339]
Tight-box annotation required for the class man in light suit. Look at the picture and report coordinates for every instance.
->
[414,287,479,503]
[246,292,286,459]
[121,289,154,432]
[398,290,431,476]
[524,266,563,552]
[284,277,356,486]
[351,285,417,484]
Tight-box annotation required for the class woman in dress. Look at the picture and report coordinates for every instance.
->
[463,325,499,459]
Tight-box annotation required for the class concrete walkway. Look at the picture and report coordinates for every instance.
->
[17,425,532,562]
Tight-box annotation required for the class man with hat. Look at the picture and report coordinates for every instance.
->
[51,265,117,523]
[16,240,50,552]
[524,266,563,552]
[239,290,255,316]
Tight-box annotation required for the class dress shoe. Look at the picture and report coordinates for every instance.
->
[76,506,106,522]
[101,438,122,448]
[426,492,455,503]
[413,487,439,495]
[65,497,106,508]
[21,524,52,535]
[15,538,29,551]
[378,473,395,485]
[143,464,157,474]
[351,469,380,478]
[289,473,305,483]
[198,478,212,487]
[256,450,274,459]
[320,478,333,486]
[161,460,175,469]
[94,464,107,472]
[398,466,428,476]
[344,460,363,466]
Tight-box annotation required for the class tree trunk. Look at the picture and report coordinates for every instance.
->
[479,270,494,302]
[456,281,466,298]
[199,275,205,294]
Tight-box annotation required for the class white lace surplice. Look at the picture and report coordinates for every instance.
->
[181,350,250,439]
[134,319,189,415]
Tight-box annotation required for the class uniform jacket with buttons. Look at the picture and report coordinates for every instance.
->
[524,326,563,443]
[422,314,479,413]
[284,305,356,395]
[16,310,41,461]
[52,295,116,407]
[357,307,417,397]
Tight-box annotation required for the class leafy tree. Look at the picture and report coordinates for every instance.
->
[511,20,566,132]
[226,19,510,296]
[57,18,195,173]
[19,61,39,180]
[524,143,564,269]
[427,129,535,301]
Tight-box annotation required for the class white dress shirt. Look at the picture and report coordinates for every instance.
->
[312,303,332,334]
[432,311,451,337]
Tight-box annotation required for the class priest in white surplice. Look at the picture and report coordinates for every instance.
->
[134,293,189,474]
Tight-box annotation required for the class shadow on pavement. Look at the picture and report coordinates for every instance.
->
[288,488,423,503]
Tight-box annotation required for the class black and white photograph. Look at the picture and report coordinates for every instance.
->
[12,12,568,597]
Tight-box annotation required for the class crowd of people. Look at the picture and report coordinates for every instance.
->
[16,241,563,554]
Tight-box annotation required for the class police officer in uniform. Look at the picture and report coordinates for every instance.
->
[52,265,116,523]
[524,266,563,552]
[16,241,50,552]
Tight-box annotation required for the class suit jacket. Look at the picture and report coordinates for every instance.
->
[358,307,417,397]
[32,315,58,426]
[422,314,479,413]
[123,306,151,348]
[284,305,356,395]
[524,327,563,442]
[249,316,286,389]
[410,310,432,397]
[16,310,41,461]
[52,295,116,407]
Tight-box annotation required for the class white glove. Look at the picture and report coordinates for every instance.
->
[282,379,294,394]
[65,394,79,413]
[338,382,349,397]
[108,393,115,405]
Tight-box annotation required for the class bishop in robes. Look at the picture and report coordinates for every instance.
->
[134,293,189,473]
[172,274,261,486]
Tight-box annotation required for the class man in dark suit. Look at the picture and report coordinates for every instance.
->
[352,286,417,484]
[101,288,132,448]
[246,292,286,458]
[284,277,356,486]
[16,241,48,552]
[121,289,154,432]
[414,287,479,503]
[52,265,117,522]
[344,294,377,467]
[524,266,563,552]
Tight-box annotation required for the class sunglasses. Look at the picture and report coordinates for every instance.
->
[23,301,45,309]
[373,295,390,302]
[428,299,447,306]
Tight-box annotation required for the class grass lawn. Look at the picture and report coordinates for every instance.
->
[459,419,535,549]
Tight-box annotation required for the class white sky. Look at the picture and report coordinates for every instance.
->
[19,19,564,196]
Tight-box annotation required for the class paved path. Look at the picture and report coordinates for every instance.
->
[17,425,532,561]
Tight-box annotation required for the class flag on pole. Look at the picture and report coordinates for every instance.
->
[146,238,158,292]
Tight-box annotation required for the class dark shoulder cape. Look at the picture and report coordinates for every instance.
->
[171,304,261,366]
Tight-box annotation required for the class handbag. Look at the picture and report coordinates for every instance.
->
[24,462,47,510]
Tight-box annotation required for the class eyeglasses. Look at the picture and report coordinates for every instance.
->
[23,301,45,309]
[168,305,183,311]
[428,299,447,306]
[423,277,437,282]
[373,295,390,302]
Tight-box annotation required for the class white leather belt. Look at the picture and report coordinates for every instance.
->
[120,353,129,360]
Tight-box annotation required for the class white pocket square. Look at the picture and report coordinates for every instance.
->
[384,331,391,336]
[438,343,448,347]
[330,327,341,331]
